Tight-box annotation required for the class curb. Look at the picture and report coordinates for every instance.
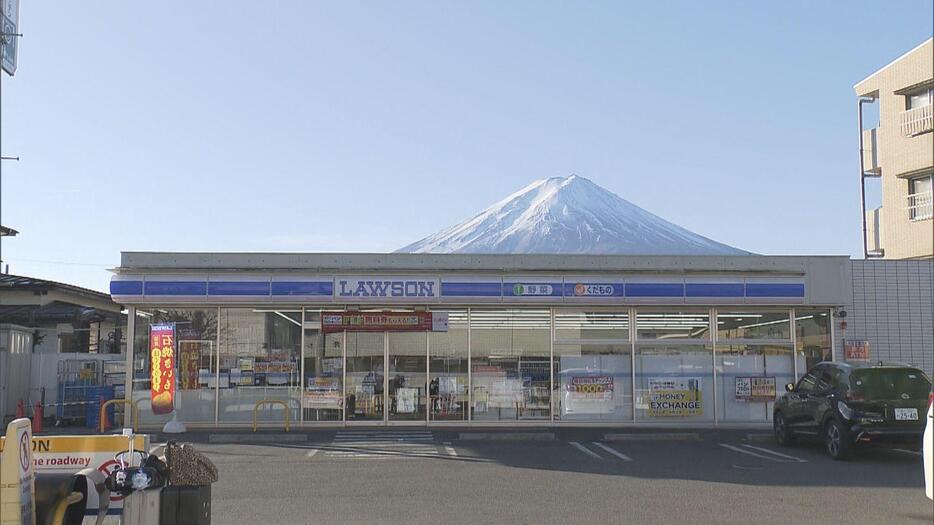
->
[744,433,774,443]
[208,433,308,444]
[603,432,701,442]
[458,432,555,441]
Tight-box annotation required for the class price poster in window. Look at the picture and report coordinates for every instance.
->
[149,323,176,415]
[565,376,615,415]
[735,377,777,402]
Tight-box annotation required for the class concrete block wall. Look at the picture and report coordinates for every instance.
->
[841,259,934,375]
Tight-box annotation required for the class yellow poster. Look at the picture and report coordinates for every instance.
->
[648,377,702,417]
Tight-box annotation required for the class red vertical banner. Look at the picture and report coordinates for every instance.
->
[150,323,176,415]
[178,329,201,390]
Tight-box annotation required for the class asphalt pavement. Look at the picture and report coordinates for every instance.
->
[182,428,933,524]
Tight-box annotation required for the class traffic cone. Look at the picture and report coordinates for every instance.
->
[32,402,43,433]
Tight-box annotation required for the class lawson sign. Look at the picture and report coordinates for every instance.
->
[335,277,440,300]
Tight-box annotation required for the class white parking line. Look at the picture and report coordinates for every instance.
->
[443,442,458,457]
[569,441,602,460]
[306,448,319,458]
[719,443,800,463]
[591,442,632,462]
[741,444,807,463]
[892,448,922,457]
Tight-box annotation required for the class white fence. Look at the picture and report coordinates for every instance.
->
[900,104,934,136]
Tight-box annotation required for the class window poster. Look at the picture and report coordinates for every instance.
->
[439,376,458,396]
[648,377,702,417]
[735,376,777,402]
[564,376,615,415]
[396,387,417,413]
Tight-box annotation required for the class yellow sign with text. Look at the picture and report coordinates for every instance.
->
[1,434,148,519]
[648,377,703,417]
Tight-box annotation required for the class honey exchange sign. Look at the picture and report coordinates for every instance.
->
[149,323,176,415]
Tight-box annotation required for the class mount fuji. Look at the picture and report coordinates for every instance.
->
[397,175,748,255]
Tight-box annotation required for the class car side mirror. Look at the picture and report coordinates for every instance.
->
[785,383,795,392]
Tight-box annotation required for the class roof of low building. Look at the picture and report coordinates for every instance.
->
[0,273,114,303]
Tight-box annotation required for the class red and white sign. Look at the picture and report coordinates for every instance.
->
[321,311,448,333]
[844,340,870,361]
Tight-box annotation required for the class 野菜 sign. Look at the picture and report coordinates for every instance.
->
[844,340,870,361]
[512,283,554,296]
[321,311,449,333]
[648,377,702,417]
[150,323,176,415]
[734,377,777,402]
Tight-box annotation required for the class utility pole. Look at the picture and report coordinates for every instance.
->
[0,0,22,264]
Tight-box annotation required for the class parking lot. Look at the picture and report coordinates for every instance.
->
[187,428,932,524]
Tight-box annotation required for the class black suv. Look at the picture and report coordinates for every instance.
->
[773,361,931,459]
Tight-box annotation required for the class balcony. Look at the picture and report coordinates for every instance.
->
[861,128,880,176]
[865,206,883,255]
[907,190,933,221]
[900,104,933,136]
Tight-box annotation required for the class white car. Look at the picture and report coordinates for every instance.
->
[925,393,933,500]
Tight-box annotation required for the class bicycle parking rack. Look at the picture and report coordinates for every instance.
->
[99,399,139,433]
[252,399,291,433]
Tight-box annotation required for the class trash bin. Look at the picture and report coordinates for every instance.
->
[159,441,218,525]
[160,485,211,525]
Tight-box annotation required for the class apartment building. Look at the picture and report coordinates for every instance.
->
[856,38,933,260]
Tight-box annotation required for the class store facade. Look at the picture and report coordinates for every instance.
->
[110,253,849,428]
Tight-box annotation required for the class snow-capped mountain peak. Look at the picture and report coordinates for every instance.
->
[397,175,748,255]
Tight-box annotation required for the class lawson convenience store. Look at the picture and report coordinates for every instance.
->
[109,253,849,428]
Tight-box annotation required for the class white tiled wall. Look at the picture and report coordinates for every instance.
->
[841,260,934,374]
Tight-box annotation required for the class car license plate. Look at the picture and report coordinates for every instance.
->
[894,408,918,420]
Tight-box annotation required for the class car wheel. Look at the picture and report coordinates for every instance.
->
[774,413,794,447]
[824,420,852,460]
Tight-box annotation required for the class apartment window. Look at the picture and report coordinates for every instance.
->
[908,175,933,221]
[906,87,933,109]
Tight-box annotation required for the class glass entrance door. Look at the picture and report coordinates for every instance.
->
[387,332,427,422]
[345,332,385,422]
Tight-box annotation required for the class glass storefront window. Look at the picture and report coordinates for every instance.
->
[388,331,428,421]
[554,309,629,341]
[717,310,791,341]
[795,308,832,371]
[133,308,218,425]
[554,343,632,421]
[636,310,710,341]
[716,344,794,422]
[217,308,302,423]
[345,332,384,421]
[470,309,551,421]
[429,310,468,421]
[302,310,343,422]
[634,344,713,421]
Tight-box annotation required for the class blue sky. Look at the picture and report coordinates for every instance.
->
[1,1,932,292]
